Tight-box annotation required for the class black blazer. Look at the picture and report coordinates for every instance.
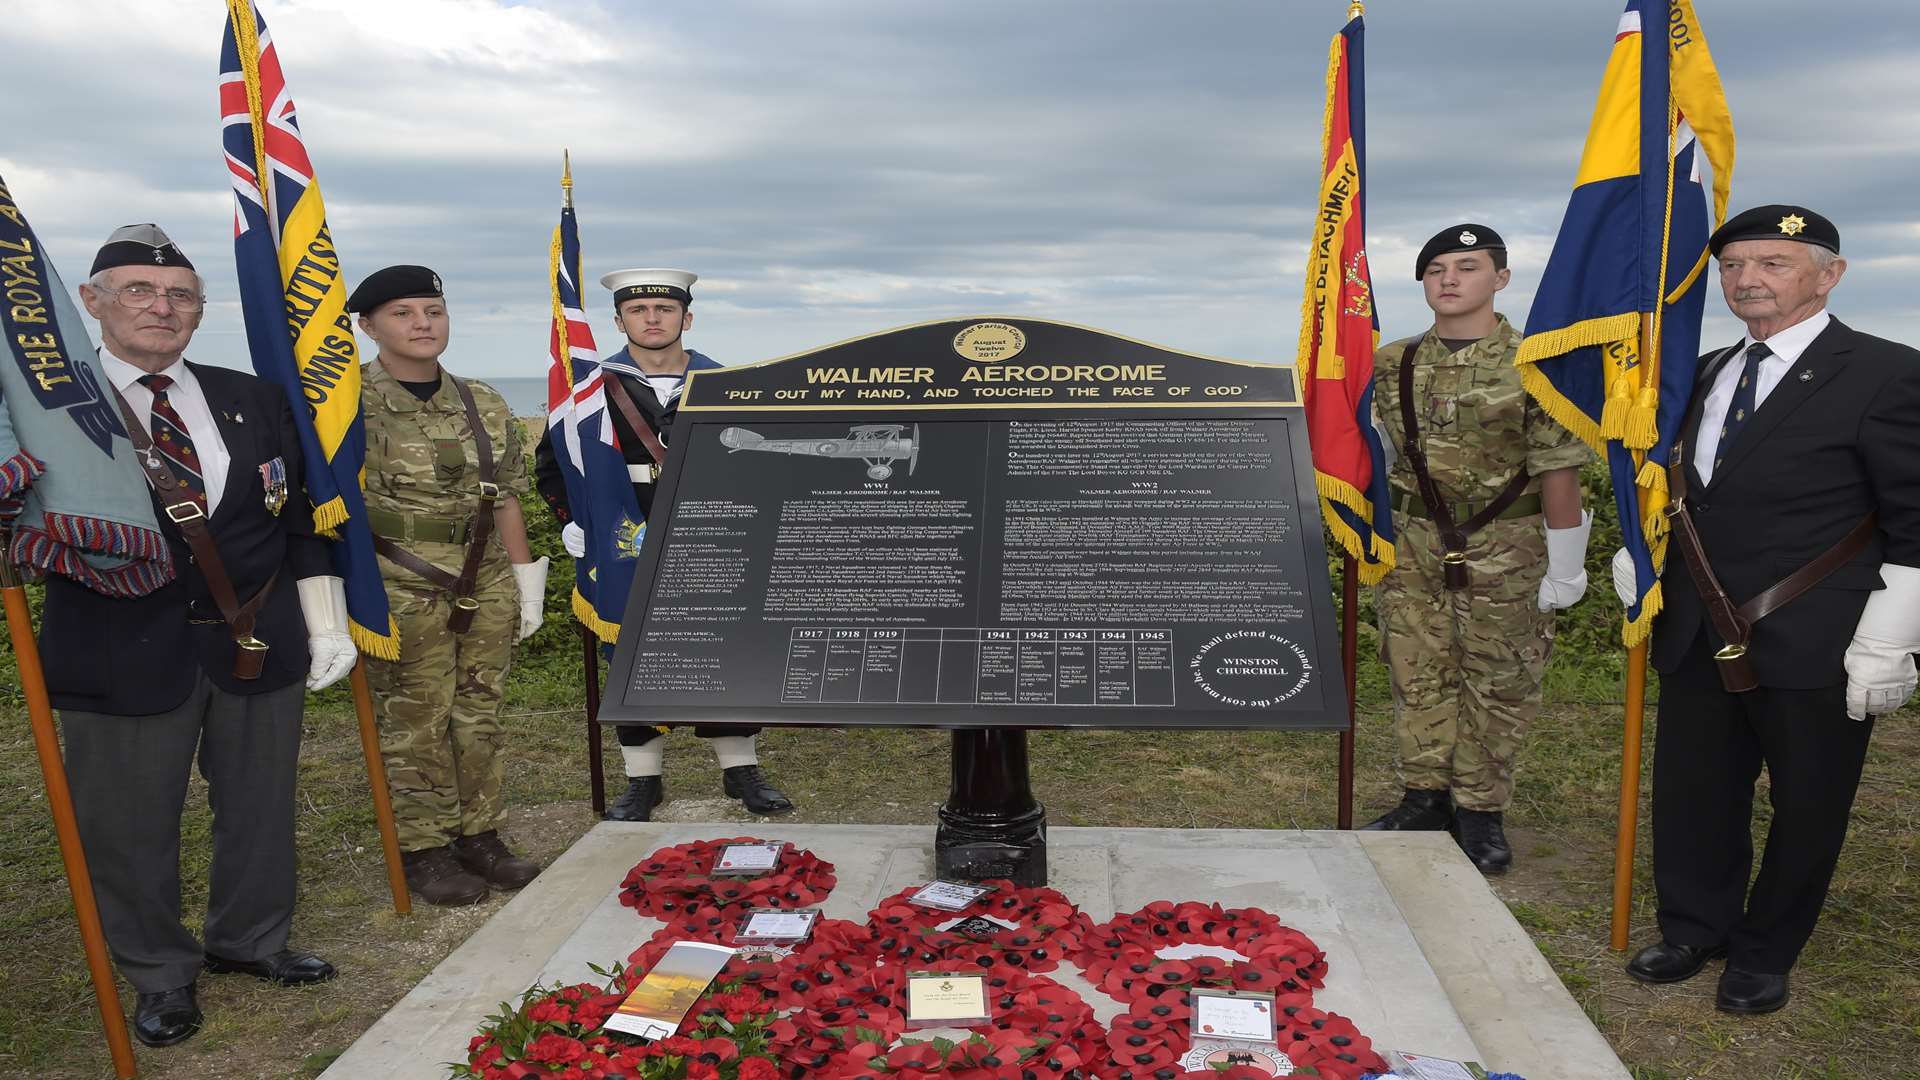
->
[40,362,331,715]
[1651,318,1920,686]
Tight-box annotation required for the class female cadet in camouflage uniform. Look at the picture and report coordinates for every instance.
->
[350,266,550,906]
[1359,226,1594,875]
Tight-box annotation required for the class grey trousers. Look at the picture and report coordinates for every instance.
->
[62,674,304,993]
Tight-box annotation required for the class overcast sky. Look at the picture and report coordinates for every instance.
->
[6,0,1918,381]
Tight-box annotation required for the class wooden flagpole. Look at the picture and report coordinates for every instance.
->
[350,662,410,915]
[0,538,138,1078]
[1338,555,1359,828]
[582,622,606,815]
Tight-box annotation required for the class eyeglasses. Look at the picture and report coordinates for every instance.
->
[95,283,205,312]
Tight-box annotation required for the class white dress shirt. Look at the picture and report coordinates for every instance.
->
[101,348,232,515]
[1692,310,1830,486]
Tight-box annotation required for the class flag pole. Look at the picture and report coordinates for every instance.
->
[559,151,609,816]
[1338,554,1358,828]
[350,662,410,915]
[581,622,606,815]
[1610,311,1663,950]
[0,533,138,1078]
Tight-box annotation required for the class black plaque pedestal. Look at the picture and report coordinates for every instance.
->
[935,728,1047,886]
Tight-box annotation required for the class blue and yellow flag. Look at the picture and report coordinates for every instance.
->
[220,0,397,657]
[1517,0,1733,645]
[1298,7,1393,585]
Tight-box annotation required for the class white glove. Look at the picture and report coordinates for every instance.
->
[562,521,586,559]
[512,556,550,641]
[1612,547,1637,607]
[1844,563,1920,721]
[1537,509,1593,611]
[296,574,357,691]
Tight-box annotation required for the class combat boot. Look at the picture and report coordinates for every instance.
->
[606,775,664,822]
[1357,787,1452,831]
[722,765,795,815]
[401,844,489,906]
[452,830,541,890]
[1452,809,1513,874]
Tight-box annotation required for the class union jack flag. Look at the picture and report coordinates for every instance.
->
[546,163,644,642]
[220,0,396,657]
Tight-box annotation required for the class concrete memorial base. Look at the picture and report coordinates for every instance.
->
[322,824,1627,1079]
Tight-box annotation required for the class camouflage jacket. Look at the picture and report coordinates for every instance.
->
[1373,315,1591,506]
[361,360,527,581]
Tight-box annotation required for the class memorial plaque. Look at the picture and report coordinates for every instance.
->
[602,317,1347,730]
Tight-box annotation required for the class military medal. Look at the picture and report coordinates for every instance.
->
[259,456,288,515]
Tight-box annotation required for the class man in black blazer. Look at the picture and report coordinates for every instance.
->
[40,225,358,1046]
[1615,206,1920,1014]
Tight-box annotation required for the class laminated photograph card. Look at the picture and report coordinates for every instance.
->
[1190,987,1277,1043]
[905,971,992,1029]
[735,908,820,945]
[907,879,996,911]
[602,941,736,1040]
[713,841,786,875]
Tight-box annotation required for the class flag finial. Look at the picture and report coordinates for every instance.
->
[562,150,574,209]
[1348,2,1364,19]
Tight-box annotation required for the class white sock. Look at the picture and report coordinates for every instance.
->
[709,735,759,771]
[620,742,665,778]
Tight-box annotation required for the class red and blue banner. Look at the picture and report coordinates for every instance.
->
[1298,9,1392,585]
[1516,0,1733,645]
[544,166,644,643]
[220,0,396,657]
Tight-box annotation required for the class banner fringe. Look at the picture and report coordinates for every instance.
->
[350,617,401,660]
[310,494,348,533]
[572,588,620,644]
[1622,581,1663,648]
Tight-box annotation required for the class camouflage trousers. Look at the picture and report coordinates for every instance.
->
[365,559,518,852]
[1375,515,1555,811]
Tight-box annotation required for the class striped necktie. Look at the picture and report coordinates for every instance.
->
[1712,341,1771,475]
[139,373,207,511]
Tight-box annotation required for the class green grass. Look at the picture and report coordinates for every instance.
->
[0,461,1913,1077]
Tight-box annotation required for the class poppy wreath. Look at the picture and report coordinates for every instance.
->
[1077,902,1385,1080]
[616,837,837,928]
[453,966,785,1080]
[779,962,1106,1079]
[862,880,1092,976]
[625,919,880,1011]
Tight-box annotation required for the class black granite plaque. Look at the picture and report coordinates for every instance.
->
[601,317,1347,729]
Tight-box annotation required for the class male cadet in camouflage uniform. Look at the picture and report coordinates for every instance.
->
[535,268,793,822]
[352,266,550,906]
[1360,225,1594,873]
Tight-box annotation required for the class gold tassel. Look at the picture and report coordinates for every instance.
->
[1636,459,1667,493]
[1625,386,1661,450]
[1600,375,1633,439]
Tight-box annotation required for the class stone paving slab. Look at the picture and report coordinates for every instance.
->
[322,824,1627,1079]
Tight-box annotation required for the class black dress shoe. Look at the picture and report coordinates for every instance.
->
[1357,788,1452,831]
[606,775,664,822]
[1451,809,1513,874]
[204,948,336,986]
[133,984,201,1048]
[1625,940,1727,984]
[722,765,795,815]
[1716,966,1789,1014]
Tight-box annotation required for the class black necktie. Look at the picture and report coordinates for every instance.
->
[1712,341,1770,474]
[139,373,207,510]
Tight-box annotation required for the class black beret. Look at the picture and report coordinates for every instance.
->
[90,224,193,277]
[347,265,444,314]
[1708,204,1839,256]
[1414,224,1504,280]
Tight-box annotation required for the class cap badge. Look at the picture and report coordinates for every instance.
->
[1778,214,1807,237]
[1459,230,1478,245]
[154,248,166,264]
[431,273,442,291]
